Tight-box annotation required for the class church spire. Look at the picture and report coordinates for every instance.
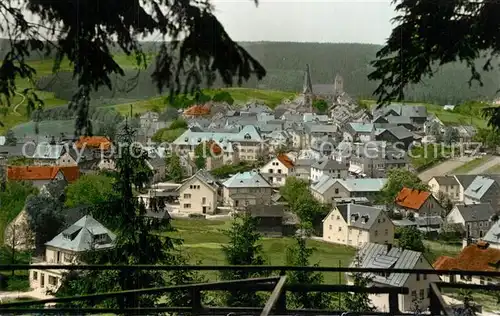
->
[303,64,313,95]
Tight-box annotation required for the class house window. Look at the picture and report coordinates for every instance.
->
[33,271,38,280]
[48,276,58,286]
[337,216,340,220]
[202,197,206,204]
[338,227,342,232]
[419,289,425,300]
[374,230,378,236]
[385,229,388,236]
[335,188,339,194]
[416,274,420,281]
[411,290,417,299]
[424,274,427,280]
[480,277,485,285]
[329,225,332,230]
[183,194,191,199]
[183,204,191,209]
[378,219,381,223]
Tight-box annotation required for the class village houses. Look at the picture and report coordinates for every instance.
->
[395,188,446,217]
[29,215,115,293]
[222,171,273,207]
[310,175,387,204]
[261,154,295,187]
[428,175,461,202]
[310,158,349,182]
[322,204,394,248]
[177,170,221,214]
[7,165,80,188]
[350,243,439,313]
[446,203,496,239]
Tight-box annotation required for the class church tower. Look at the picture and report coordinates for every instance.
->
[302,64,313,111]
[334,74,344,95]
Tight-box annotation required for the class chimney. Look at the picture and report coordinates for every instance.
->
[386,243,393,253]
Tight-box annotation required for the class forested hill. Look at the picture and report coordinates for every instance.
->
[4,38,500,104]
[240,42,500,104]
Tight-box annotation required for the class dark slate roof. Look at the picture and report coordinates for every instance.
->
[311,158,348,171]
[247,204,284,218]
[384,126,414,140]
[335,204,383,230]
[0,144,30,157]
[454,175,478,190]
[454,203,495,222]
[145,206,172,220]
[433,176,459,186]
[353,242,423,287]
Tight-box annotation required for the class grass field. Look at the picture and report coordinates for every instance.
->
[423,240,461,264]
[485,163,500,174]
[111,88,297,116]
[163,219,356,284]
[410,144,452,171]
[451,155,492,174]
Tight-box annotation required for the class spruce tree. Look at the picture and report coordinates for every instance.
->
[285,227,330,309]
[56,123,185,309]
[343,253,375,313]
[220,212,266,307]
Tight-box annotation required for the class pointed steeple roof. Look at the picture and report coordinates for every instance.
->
[302,64,313,95]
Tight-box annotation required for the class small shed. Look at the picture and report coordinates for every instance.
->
[246,205,285,237]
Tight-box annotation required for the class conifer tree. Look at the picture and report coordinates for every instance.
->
[285,226,330,309]
[220,212,266,307]
[56,123,187,309]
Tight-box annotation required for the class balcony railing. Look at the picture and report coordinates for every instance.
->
[0,264,498,315]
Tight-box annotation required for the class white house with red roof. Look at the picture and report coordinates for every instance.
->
[261,154,295,187]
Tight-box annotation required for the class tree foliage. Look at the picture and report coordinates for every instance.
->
[443,127,460,145]
[0,0,265,135]
[65,174,117,208]
[379,168,428,206]
[369,0,500,128]
[312,99,328,114]
[165,153,184,183]
[398,226,425,253]
[212,91,235,105]
[25,194,65,255]
[5,129,17,146]
[57,124,184,308]
[220,212,266,307]
[285,232,331,309]
[344,253,375,312]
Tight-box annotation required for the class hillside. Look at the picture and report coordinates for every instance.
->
[29,42,500,105]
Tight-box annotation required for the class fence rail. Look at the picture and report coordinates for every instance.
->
[0,265,498,315]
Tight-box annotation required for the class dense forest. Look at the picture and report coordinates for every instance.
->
[3,39,500,104]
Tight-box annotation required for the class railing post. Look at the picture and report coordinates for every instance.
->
[388,292,400,315]
[191,286,202,313]
[429,283,441,315]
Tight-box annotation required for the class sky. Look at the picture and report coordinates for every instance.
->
[209,0,396,44]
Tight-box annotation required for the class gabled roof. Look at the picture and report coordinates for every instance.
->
[432,175,459,186]
[276,154,294,169]
[45,215,115,252]
[395,188,431,210]
[173,125,263,146]
[383,126,414,140]
[247,204,284,218]
[329,204,386,230]
[180,169,220,192]
[353,242,424,287]
[483,220,500,245]
[464,176,496,200]
[311,175,387,195]
[7,165,79,182]
[311,158,348,171]
[453,203,495,223]
[75,136,111,150]
[348,122,374,133]
[222,171,271,188]
[433,243,500,272]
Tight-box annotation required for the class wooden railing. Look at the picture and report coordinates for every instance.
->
[0,264,498,315]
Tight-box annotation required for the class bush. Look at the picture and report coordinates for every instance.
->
[188,213,206,219]
[210,162,255,178]
[212,91,234,105]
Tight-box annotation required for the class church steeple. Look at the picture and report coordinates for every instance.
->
[302,64,313,95]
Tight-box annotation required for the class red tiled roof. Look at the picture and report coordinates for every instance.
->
[433,244,500,272]
[395,187,431,210]
[58,166,80,182]
[184,104,210,116]
[7,165,80,182]
[75,136,111,150]
[277,154,294,169]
